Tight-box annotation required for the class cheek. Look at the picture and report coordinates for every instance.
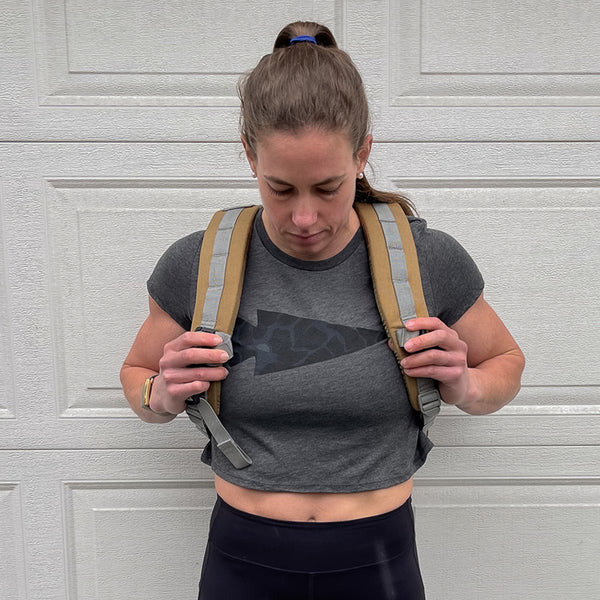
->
[334,184,358,213]
[260,200,287,230]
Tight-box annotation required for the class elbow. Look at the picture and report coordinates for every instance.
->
[513,347,526,395]
[119,362,146,419]
[496,348,526,412]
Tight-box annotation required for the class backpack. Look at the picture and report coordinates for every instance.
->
[185,203,441,469]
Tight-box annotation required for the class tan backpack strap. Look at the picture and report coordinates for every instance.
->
[355,202,440,427]
[191,205,260,334]
[185,206,259,470]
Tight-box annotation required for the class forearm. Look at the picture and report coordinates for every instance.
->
[120,364,177,424]
[454,349,525,415]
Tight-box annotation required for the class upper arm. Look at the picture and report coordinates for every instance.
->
[451,293,524,368]
[122,296,187,373]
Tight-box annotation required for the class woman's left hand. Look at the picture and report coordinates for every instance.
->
[396,294,525,415]
[399,317,470,407]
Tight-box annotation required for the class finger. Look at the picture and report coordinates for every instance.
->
[402,364,465,382]
[166,380,212,406]
[402,318,452,352]
[404,330,449,353]
[181,347,231,368]
[404,317,445,332]
[167,330,224,352]
[177,365,229,383]
[405,328,465,355]
[401,348,449,369]
[160,347,230,373]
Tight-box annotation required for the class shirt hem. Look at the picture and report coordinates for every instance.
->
[205,453,431,494]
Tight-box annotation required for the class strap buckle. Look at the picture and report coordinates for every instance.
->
[417,384,441,429]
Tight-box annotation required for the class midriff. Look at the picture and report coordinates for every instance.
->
[214,475,413,522]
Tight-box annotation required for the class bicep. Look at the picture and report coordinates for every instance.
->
[123,296,187,372]
[451,293,522,368]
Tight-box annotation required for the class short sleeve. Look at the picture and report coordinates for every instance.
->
[410,218,484,326]
[146,230,204,330]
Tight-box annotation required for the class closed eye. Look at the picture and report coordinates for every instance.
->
[319,186,341,196]
[269,186,293,197]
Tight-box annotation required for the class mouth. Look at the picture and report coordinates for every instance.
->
[289,232,323,243]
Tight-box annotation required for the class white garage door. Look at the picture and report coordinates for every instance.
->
[1,1,598,598]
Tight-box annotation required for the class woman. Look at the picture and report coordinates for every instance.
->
[121,22,525,600]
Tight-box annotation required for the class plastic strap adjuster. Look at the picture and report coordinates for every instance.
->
[417,382,441,428]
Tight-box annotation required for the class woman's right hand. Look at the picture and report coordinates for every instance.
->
[149,330,231,415]
[120,297,231,421]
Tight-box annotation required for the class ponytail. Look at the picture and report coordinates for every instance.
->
[355,174,416,216]
[240,21,417,217]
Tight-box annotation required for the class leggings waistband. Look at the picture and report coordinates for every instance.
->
[208,496,418,573]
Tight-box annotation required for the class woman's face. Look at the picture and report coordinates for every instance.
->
[244,128,371,261]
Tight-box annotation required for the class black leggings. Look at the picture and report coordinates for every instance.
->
[198,496,426,600]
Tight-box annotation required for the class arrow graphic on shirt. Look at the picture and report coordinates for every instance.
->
[228,310,386,375]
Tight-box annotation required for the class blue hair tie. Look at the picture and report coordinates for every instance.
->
[290,35,317,45]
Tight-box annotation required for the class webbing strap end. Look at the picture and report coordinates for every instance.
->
[216,439,253,470]
[185,396,252,469]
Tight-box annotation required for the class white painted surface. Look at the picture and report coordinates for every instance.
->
[1,1,598,599]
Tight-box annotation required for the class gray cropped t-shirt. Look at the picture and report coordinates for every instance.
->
[147,209,484,493]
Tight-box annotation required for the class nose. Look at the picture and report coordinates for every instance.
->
[291,197,318,229]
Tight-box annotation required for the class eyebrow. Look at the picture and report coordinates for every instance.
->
[264,175,346,187]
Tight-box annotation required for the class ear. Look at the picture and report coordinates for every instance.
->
[356,134,373,174]
[241,136,257,173]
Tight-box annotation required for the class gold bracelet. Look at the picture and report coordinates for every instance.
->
[140,375,172,416]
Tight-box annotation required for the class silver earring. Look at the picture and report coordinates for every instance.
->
[357,172,364,180]
[251,172,257,178]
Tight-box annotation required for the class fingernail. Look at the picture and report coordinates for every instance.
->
[219,352,229,361]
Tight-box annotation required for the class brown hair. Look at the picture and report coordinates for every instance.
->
[238,21,415,215]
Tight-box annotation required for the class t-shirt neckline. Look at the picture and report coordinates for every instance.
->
[254,207,363,271]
